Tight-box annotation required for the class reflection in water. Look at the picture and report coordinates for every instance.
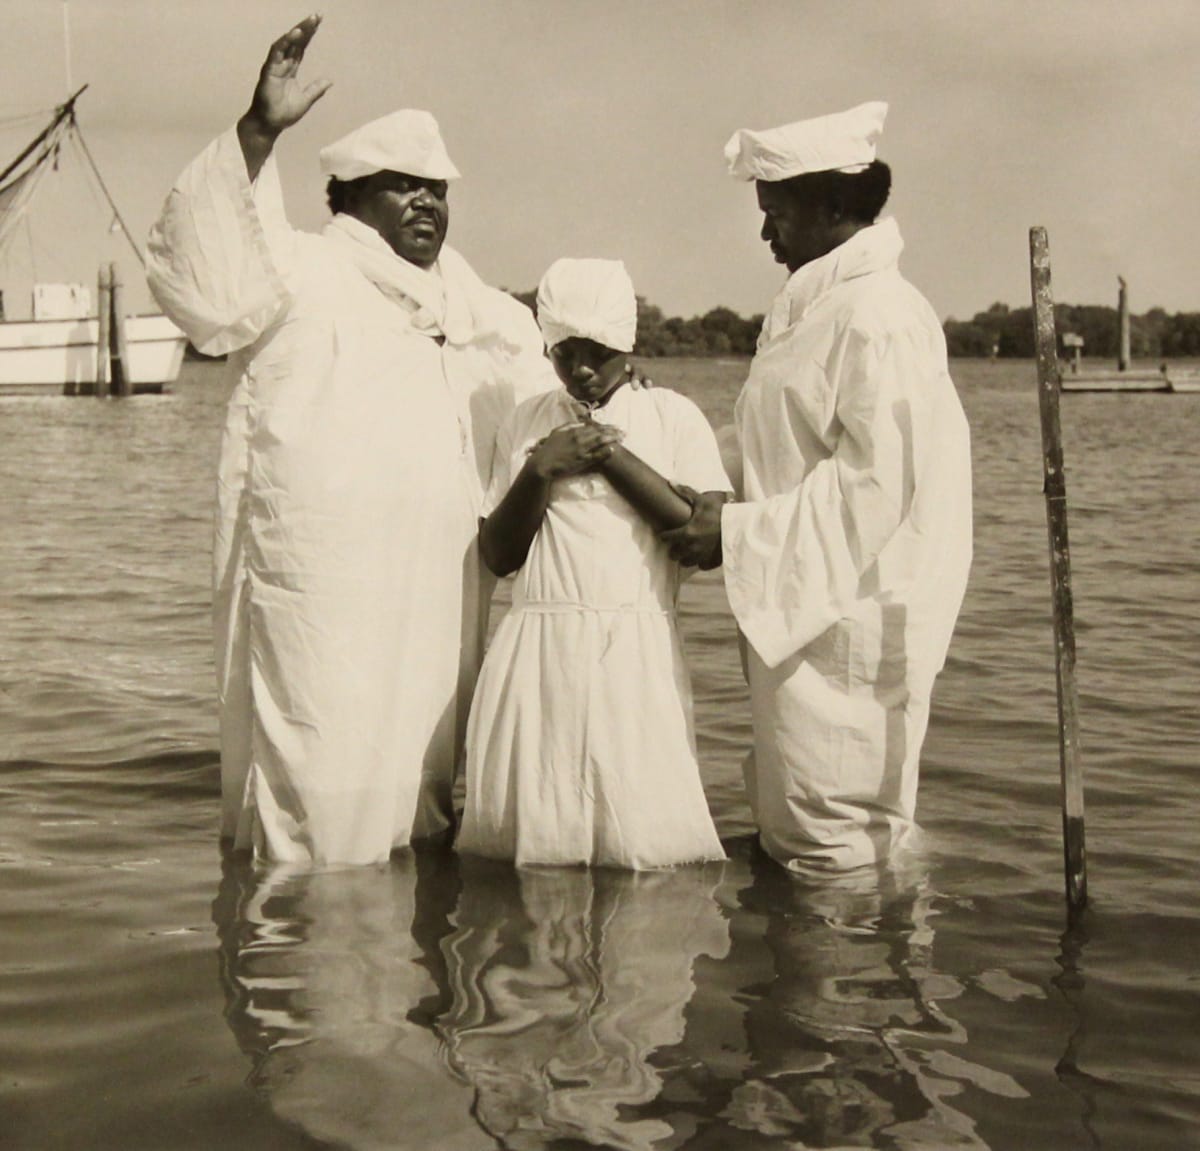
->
[212,848,489,1151]
[680,845,1024,1150]
[213,842,1023,1150]
[436,860,730,1151]
[1053,913,1102,1150]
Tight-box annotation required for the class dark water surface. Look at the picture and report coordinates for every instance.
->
[1,358,1197,1150]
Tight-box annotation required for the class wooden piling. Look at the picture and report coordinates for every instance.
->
[1117,276,1130,372]
[109,262,131,397]
[1029,226,1087,914]
[94,263,111,398]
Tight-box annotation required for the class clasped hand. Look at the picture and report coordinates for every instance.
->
[660,485,727,569]
[526,422,624,481]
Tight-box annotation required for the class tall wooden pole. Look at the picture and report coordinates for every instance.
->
[1117,276,1130,372]
[1029,226,1087,914]
[94,263,111,398]
[109,261,131,397]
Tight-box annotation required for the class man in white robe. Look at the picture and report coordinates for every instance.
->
[665,102,973,870]
[147,16,553,864]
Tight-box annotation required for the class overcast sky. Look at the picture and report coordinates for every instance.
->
[3,0,1197,321]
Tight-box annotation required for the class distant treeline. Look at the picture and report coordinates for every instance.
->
[511,289,1200,360]
[184,288,1200,363]
[186,292,1200,362]
[944,302,1200,359]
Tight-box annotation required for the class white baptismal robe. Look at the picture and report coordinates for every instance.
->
[146,128,553,865]
[458,387,730,869]
[722,218,972,871]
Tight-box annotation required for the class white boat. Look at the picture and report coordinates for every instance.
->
[0,313,186,396]
[0,86,187,396]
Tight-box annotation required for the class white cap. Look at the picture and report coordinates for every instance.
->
[319,109,461,182]
[536,258,637,354]
[724,101,888,182]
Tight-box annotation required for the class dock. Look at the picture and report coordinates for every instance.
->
[1058,275,1199,394]
[1061,368,1200,394]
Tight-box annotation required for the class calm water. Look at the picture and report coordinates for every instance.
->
[1,357,1197,1150]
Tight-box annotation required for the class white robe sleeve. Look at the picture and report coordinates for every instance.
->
[714,424,744,499]
[480,407,521,518]
[146,126,297,357]
[460,293,558,499]
[722,326,926,670]
[502,299,559,407]
[663,393,733,494]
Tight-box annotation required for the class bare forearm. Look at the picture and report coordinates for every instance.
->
[479,464,553,576]
[601,445,694,531]
[236,114,279,184]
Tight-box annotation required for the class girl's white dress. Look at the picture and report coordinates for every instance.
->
[457,386,731,869]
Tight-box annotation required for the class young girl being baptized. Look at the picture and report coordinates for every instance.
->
[456,257,730,869]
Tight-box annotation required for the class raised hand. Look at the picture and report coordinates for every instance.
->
[238,14,332,180]
[247,15,332,134]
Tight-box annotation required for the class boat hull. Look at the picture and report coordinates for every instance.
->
[0,314,188,396]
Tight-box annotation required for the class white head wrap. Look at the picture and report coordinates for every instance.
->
[319,109,461,182]
[536,258,637,354]
[724,101,888,182]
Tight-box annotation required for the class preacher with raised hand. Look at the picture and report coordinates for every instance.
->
[147,16,553,864]
[664,102,973,870]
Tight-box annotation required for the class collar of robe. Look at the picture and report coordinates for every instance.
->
[323,213,514,348]
[761,216,905,346]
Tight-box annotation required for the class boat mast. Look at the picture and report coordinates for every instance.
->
[0,86,86,190]
[1,0,146,272]
[2,93,148,272]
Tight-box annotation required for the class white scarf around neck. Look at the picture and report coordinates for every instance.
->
[322,213,511,347]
